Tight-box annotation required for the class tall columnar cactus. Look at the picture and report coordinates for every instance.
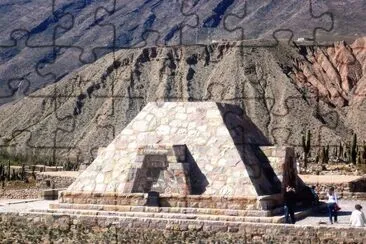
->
[357,151,361,165]
[7,160,10,181]
[338,141,343,159]
[0,164,3,184]
[333,146,338,159]
[302,129,311,169]
[319,145,329,165]
[344,141,350,162]
[324,145,329,164]
[21,164,25,181]
[1,170,4,188]
[11,169,16,181]
[32,165,36,180]
[351,134,357,164]
[362,141,366,164]
[315,151,320,164]
[306,130,311,155]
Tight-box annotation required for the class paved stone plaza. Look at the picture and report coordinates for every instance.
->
[295,199,366,227]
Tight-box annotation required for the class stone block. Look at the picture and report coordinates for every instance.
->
[42,189,65,200]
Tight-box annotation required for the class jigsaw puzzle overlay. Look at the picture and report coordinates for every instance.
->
[0,0,365,171]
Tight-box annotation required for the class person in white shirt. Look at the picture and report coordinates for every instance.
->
[350,204,366,227]
[327,187,339,224]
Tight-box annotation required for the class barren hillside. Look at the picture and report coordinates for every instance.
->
[1,0,365,104]
[1,38,366,165]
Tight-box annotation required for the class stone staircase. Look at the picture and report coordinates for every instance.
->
[27,203,324,224]
[30,208,280,224]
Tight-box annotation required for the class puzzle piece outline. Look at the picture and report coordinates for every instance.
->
[1,0,360,172]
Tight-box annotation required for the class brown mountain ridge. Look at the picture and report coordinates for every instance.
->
[0,38,365,165]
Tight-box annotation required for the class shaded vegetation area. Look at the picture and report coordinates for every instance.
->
[300,130,366,175]
[0,148,76,169]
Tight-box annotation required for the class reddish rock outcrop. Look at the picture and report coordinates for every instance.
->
[293,38,366,107]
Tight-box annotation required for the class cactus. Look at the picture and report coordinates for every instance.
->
[338,141,343,159]
[7,160,10,181]
[302,129,311,169]
[344,141,350,163]
[351,134,357,164]
[315,151,320,164]
[357,151,361,165]
[0,164,3,183]
[32,165,36,180]
[305,130,311,154]
[362,141,366,164]
[333,146,338,159]
[21,164,25,181]
[321,145,329,164]
[11,169,16,181]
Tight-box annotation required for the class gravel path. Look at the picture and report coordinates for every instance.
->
[0,199,54,213]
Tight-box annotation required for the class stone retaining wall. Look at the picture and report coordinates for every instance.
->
[310,181,366,200]
[0,212,365,243]
[349,177,366,192]
[36,172,77,188]
[318,191,366,200]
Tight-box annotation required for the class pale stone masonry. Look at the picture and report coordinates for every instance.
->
[62,102,298,209]
[124,144,191,195]
[1,212,366,243]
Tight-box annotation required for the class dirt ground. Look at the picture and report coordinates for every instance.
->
[0,180,42,199]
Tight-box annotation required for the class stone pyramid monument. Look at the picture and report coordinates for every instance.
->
[60,102,298,210]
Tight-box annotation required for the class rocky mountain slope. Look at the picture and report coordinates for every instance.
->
[291,37,366,145]
[1,0,365,105]
[1,38,366,165]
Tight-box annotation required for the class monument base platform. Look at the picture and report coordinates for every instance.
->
[58,192,283,211]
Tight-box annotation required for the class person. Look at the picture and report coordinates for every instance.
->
[350,204,366,227]
[284,185,297,224]
[327,187,339,224]
[310,185,319,206]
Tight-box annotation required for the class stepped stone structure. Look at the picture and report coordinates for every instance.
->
[60,102,299,210]
[125,144,191,195]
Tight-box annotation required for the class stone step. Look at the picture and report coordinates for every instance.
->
[41,189,65,200]
[30,207,281,223]
[50,203,275,217]
[19,210,277,233]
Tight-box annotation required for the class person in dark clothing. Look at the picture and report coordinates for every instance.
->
[284,185,297,224]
